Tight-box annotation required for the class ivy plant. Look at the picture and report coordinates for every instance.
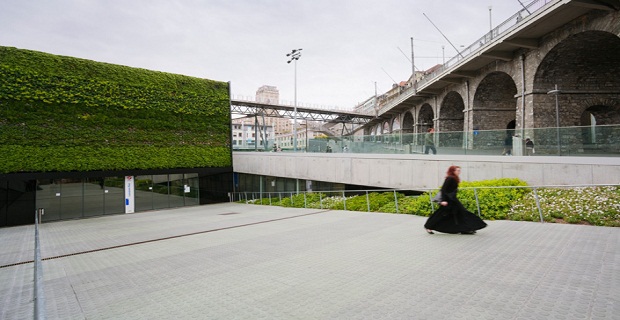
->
[0,46,231,173]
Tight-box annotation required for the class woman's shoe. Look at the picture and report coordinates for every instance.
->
[426,229,434,234]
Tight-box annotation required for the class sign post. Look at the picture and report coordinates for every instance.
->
[125,176,135,213]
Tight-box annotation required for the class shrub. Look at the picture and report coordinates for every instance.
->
[316,195,346,210]
[341,192,404,212]
[395,195,435,216]
[458,178,529,220]
[394,178,530,219]
[508,186,620,227]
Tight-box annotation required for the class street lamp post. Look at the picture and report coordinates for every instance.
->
[442,45,445,65]
[488,6,493,32]
[547,84,562,155]
[411,37,416,95]
[286,49,302,151]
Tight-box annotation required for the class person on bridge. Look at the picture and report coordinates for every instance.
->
[502,133,513,156]
[525,138,535,156]
[424,128,437,155]
[424,166,487,235]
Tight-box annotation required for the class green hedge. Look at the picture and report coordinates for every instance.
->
[0,46,231,173]
[389,178,529,220]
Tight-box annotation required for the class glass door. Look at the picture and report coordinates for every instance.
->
[60,178,83,220]
[169,174,185,208]
[83,177,105,217]
[184,173,200,206]
[152,174,170,210]
[135,175,154,212]
[38,179,62,222]
[103,176,125,215]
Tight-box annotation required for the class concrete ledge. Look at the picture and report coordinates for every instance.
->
[233,152,620,189]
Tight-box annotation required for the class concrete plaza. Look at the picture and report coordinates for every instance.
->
[1,203,618,319]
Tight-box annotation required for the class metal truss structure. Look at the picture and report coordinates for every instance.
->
[230,99,374,125]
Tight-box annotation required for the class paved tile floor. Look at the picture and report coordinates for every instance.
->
[1,203,619,319]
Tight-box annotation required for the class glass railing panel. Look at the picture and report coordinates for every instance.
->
[233,125,620,157]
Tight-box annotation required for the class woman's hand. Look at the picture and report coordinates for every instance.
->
[440,201,448,206]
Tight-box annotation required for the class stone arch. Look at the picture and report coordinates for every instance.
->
[472,72,517,131]
[367,124,380,142]
[507,119,516,132]
[369,124,378,136]
[579,104,620,148]
[391,117,401,132]
[382,121,390,134]
[402,111,415,144]
[532,30,620,151]
[533,30,620,128]
[418,104,434,130]
[580,101,620,126]
[439,91,465,132]
[418,104,435,147]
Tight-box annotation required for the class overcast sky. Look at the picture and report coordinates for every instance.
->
[0,0,526,109]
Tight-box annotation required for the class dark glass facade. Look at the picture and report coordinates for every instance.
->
[233,173,351,196]
[0,168,233,227]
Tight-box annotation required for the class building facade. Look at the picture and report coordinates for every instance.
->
[0,47,233,227]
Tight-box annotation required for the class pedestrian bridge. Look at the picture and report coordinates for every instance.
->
[233,152,620,190]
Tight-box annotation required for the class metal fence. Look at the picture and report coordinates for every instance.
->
[232,184,620,225]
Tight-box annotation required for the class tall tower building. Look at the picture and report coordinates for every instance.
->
[254,85,292,135]
[256,85,279,104]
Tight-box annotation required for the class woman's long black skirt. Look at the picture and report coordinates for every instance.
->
[424,201,487,234]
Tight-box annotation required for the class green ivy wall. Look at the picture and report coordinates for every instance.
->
[0,46,231,173]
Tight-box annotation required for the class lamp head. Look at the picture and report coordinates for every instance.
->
[286,49,302,63]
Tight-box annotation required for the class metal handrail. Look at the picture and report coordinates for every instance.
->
[232,183,620,224]
[34,209,46,320]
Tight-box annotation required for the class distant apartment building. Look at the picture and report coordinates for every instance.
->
[232,119,327,151]
[354,96,378,116]
[354,67,435,115]
[274,122,325,151]
[231,119,274,150]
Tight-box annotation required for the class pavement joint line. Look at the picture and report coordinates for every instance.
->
[0,209,330,268]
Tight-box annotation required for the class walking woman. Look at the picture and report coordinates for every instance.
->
[424,166,487,234]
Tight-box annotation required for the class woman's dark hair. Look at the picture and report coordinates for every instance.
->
[446,165,461,184]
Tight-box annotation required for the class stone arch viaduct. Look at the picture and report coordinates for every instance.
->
[234,1,620,191]
[364,1,620,151]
